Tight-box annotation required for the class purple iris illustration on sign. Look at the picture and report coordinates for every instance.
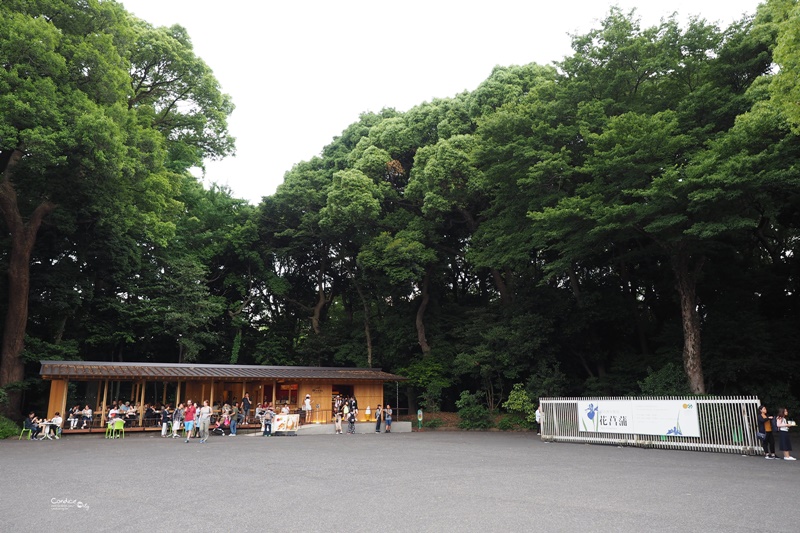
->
[582,403,599,431]
[666,409,683,436]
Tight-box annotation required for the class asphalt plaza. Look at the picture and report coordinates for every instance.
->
[1,430,797,533]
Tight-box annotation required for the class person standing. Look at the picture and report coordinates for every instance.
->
[775,407,795,460]
[374,404,383,433]
[229,402,239,436]
[384,404,392,433]
[262,403,275,437]
[198,400,212,443]
[161,405,172,437]
[171,403,184,438]
[757,405,776,458]
[535,405,543,435]
[242,393,252,424]
[303,394,312,424]
[334,404,343,435]
[347,407,356,435]
[183,400,196,443]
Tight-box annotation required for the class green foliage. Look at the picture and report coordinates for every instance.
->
[5,3,800,421]
[0,415,20,440]
[526,361,569,401]
[502,383,537,425]
[423,417,444,429]
[455,390,493,430]
[755,381,800,418]
[400,358,452,412]
[638,363,692,396]
[497,414,531,431]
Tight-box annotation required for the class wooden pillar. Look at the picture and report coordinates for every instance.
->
[162,383,167,406]
[176,380,182,406]
[101,380,109,425]
[201,382,206,404]
[210,380,215,410]
[46,379,69,420]
[138,380,146,427]
[272,380,277,406]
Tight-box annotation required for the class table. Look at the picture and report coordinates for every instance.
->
[39,422,56,440]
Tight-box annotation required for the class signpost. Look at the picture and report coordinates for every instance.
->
[417,409,423,431]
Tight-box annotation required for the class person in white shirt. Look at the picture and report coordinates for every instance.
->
[81,405,92,429]
[303,394,312,423]
[50,413,63,438]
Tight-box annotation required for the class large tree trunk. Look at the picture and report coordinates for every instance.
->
[352,281,373,367]
[670,247,706,394]
[310,250,329,335]
[490,268,511,307]
[0,148,56,417]
[415,272,431,354]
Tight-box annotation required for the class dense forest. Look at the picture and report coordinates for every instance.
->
[2,0,800,418]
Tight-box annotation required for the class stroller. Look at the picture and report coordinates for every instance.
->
[210,414,231,436]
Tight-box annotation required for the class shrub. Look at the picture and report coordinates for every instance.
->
[456,390,493,430]
[502,383,536,426]
[423,417,444,429]
[0,415,20,440]
[498,413,533,431]
[638,362,691,396]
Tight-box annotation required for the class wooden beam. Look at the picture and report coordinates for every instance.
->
[138,380,145,427]
[100,380,109,426]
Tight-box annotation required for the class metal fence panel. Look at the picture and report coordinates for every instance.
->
[540,396,761,455]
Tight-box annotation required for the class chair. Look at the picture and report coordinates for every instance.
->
[104,421,115,439]
[111,418,125,439]
[19,428,32,440]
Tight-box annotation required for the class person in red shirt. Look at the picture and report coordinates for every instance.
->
[183,400,196,443]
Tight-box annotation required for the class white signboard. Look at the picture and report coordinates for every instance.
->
[577,400,700,438]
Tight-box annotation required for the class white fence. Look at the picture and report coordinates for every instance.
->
[540,396,762,455]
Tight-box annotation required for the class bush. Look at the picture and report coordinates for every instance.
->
[497,414,530,431]
[638,362,691,396]
[502,383,536,426]
[423,417,444,429]
[0,415,20,439]
[456,391,493,430]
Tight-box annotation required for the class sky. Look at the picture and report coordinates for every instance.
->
[121,0,763,204]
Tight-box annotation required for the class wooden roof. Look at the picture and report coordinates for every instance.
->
[40,360,406,382]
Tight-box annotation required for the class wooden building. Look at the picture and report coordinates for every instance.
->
[40,360,406,428]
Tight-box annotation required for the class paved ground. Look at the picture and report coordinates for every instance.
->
[1,431,797,533]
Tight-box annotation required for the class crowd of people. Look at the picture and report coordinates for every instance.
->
[331,395,392,435]
[23,392,397,442]
[756,405,796,460]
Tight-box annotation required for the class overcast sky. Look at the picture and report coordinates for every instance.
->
[121,0,762,204]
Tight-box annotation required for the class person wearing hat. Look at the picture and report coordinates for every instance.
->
[303,394,312,424]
